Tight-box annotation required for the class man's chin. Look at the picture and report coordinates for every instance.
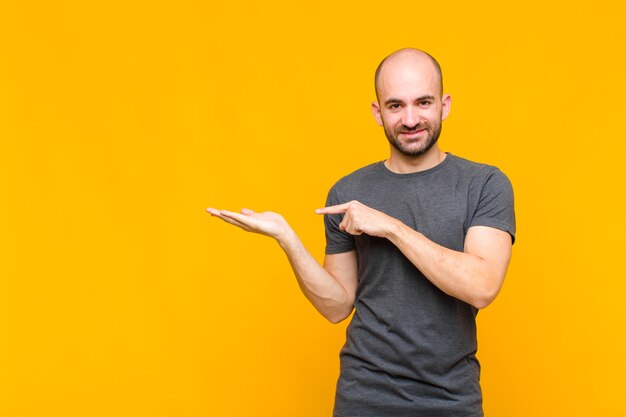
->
[391,141,432,157]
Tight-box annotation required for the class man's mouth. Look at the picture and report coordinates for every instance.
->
[400,128,426,137]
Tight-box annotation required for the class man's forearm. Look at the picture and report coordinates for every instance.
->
[385,221,506,309]
[316,201,511,309]
[277,231,354,323]
[206,207,355,322]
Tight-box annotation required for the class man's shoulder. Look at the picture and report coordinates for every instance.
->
[447,153,502,175]
[331,161,384,189]
[446,153,512,186]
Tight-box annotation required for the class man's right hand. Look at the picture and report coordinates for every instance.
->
[206,207,293,242]
[207,206,358,323]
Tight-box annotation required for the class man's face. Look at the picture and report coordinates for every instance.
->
[372,59,451,157]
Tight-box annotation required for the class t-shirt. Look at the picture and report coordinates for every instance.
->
[324,153,516,417]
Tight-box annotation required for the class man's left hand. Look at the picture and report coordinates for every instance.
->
[316,201,399,238]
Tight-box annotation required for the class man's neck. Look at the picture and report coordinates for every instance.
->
[384,146,447,174]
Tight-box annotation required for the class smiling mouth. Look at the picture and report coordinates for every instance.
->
[400,129,426,136]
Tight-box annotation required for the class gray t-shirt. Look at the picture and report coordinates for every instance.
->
[324,154,516,417]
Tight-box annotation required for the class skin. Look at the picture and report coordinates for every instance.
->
[374,49,448,165]
[207,48,513,322]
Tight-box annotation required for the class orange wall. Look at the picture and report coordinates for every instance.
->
[1,1,625,416]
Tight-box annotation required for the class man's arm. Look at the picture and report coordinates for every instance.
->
[206,208,358,323]
[316,201,512,309]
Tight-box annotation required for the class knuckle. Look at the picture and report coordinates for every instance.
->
[347,200,359,212]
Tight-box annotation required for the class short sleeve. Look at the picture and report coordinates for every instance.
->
[323,186,356,254]
[469,169,516,244]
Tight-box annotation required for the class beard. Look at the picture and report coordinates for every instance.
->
[384,120,442,157]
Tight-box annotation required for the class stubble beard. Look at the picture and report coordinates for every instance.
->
[384,121,442,157]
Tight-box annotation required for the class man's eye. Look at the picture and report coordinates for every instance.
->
[389,104,401,109]
[419,101,431,106]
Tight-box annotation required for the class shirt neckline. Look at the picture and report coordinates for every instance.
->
[377,152,453,179]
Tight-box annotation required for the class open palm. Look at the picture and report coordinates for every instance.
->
[206,207,289,240]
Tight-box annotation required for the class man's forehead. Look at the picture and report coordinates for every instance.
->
[377,63,440,99]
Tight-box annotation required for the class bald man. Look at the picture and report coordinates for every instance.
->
[207,49,515,417]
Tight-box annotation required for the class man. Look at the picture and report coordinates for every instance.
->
[207,48,515,417]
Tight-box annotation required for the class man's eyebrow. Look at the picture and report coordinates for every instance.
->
[383,95,435,105]
[384,98,403,105]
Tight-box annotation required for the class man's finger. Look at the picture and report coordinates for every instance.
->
[206,208,249,224]
[315,202,351,215]
[219,210,257,225]
[207,209,251,230]
[218,215,250,230]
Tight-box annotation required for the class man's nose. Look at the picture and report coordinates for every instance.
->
[402,107,419,127]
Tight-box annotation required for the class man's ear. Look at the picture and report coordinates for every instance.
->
[441,94,452,121]
[371,101,383,126]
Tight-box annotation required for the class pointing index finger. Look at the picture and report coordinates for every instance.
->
[315,203,350,215]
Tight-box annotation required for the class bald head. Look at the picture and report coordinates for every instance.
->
[374,48,443,100]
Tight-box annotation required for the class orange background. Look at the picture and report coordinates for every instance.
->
[1,1,625,416]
